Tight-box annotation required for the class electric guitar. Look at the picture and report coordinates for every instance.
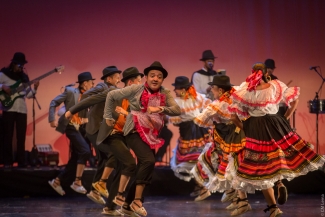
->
[0,65,64,108]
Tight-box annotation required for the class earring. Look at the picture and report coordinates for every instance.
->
[181,92,185,96]
[267,76,272,82]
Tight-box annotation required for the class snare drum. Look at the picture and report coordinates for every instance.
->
[308,99,325,114]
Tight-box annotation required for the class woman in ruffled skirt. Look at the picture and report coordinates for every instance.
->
[228,62,325,217]
[168,76,212,195]
[191,75,249,215]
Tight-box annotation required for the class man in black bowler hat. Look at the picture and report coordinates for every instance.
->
[48,71,95,196]
[192,50,224,100]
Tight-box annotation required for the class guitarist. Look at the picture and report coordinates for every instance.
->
[0,52,39,169]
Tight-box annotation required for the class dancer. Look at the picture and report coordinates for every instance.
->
[104,61,181,216]
[227,62,325,217]
[191,75,248,216]
[48,72,94,195]
[94,67,143,215]
[168,76,211,196]
[65,66,122,209]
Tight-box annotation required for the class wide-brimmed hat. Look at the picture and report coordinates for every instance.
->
[76,72,95,83]
[172,76,192,89]
[143,61,168,78]
[101,66,122,80]
[121,67,144,83]
[208,75,232,87]
[11,52,28,65]
[200,50,217,61]
[264,59,276,69]
[252,62,267,74]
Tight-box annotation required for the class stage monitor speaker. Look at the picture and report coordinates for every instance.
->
[36,144,59,166]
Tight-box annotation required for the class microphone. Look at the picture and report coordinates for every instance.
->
[208,62,213,69]
[309,66,319,70]
[62,83,75,87]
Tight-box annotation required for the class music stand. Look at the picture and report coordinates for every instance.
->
[310,67,325,154]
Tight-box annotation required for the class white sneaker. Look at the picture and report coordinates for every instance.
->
[48,179,65,196]
[70,182,87,194]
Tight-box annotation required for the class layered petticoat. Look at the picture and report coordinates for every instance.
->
[192,123,246,192]
[226,115,325,193]
[170,120,210,181]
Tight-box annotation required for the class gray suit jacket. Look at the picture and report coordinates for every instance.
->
[48,86,81,133]
[69,83,117,135]
[103,84,181,136]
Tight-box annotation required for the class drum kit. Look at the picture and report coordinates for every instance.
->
[308,66,325,154]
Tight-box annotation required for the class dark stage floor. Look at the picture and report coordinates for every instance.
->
[0,194,324,217]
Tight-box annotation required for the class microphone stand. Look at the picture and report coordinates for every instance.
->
[311,67,325,154]
[30,86,41,167]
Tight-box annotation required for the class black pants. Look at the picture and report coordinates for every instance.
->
[58,125,91,181]
[125,132,155,186]
[86,132,116,190]
[98,133,136,177]
[2,111,27,166]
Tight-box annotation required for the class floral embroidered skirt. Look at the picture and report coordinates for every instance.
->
[226,114,325,193]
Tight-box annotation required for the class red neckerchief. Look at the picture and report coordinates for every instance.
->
[140,82,166,112]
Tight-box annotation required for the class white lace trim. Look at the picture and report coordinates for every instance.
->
[226,154,325,194]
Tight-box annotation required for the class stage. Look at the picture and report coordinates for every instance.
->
[1,165,325,198]
[0,192,323,217]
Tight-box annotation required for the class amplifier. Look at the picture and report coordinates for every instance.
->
[36,144,59,166]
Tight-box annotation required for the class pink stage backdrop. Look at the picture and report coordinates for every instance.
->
[1,0,324,164]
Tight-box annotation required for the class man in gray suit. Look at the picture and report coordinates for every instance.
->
[65,66,122,205]
[104,61,181,216]
[48,72,95,196]
[67,67,143,215]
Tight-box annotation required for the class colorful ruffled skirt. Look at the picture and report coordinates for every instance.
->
[170,120,210,181]
[226,114,325,193]
[192,123,246,192]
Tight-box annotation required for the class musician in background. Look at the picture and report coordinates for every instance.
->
[191,50,225,100]
[0,52,39,169]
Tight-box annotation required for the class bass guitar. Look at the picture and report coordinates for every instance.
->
[0,65,64,108]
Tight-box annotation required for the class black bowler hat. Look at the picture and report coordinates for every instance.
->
[11,52,28,65]
[208,75,232,87]
[101,66,122,80]
[264,59,276,69]
[76,72,95,83]
[200,50,217,61]
[144,61,168,78]
[121,67,144,83]
[172,76,192,89]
